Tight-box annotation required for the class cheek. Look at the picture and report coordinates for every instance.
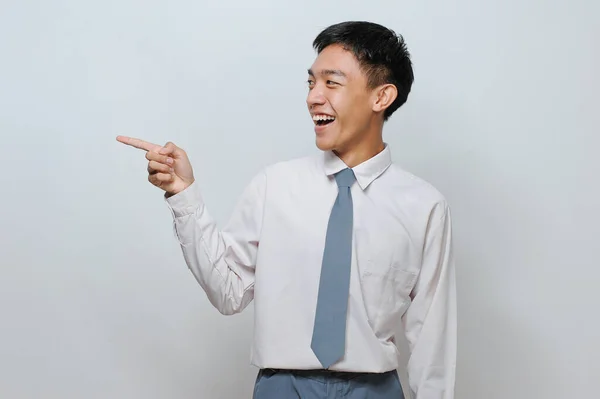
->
[328,89,372,130]
[331,93,355,120]
[338,93,370,124]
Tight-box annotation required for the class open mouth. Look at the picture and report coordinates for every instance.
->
[313,114,336,127]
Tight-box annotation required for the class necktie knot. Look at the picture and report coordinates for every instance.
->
[335,168,356,188]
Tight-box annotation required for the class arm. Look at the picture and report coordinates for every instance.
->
[402,202,457,398]
[115,135,266,315]
[165,171,266,315]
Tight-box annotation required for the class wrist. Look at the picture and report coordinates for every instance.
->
[165,179,194,198]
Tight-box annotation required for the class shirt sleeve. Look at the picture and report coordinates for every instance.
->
[164,170,267,315]
[402,201,457,399]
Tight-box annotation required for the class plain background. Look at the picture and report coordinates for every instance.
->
[1,0,598,398]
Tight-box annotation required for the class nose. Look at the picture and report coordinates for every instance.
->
[306,87,326,109]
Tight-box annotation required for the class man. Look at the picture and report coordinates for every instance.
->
[118,21,456,399]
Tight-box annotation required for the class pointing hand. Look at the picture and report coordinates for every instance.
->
[116,136,195,196]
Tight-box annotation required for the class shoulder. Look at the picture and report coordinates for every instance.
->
[259,153,321,181]
[380,163,451,221]
[241,155,319,194]
[264,154,319,173]
[386,164,447,199]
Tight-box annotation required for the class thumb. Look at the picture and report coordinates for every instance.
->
[159,142,183,157]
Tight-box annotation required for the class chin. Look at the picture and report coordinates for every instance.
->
[315,136,337,152]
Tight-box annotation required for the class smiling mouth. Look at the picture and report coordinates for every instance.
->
[313,115,336,126]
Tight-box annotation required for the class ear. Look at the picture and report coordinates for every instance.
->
[372,84,398,114]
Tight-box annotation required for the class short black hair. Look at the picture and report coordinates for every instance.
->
[313,21,414,121]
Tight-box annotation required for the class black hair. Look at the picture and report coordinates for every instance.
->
[313,21,414,121]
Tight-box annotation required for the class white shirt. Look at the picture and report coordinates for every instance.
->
[165,144,456,398]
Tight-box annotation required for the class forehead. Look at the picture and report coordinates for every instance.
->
[309,44,363,79]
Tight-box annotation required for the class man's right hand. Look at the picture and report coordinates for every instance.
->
[116,136,195,196]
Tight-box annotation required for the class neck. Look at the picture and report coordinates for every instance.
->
[334,135,385,168]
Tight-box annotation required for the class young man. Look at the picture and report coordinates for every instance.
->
[118,21,456,399]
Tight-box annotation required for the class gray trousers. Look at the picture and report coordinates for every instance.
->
[252,368,405,399]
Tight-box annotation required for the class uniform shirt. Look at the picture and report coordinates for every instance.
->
[165,144,456,398]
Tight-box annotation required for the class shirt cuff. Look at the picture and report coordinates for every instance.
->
[164,180,204,218]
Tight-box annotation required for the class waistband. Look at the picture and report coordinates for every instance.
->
[259,368,396,383]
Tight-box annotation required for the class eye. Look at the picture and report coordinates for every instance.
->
[327,80,339,86]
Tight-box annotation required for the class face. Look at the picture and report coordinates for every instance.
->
[306,44,378,154]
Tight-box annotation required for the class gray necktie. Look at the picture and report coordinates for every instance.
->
[311,168,356,368]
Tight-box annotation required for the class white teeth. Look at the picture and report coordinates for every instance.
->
[312,115,335,121]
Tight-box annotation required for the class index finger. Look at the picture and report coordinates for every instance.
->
[116,135,162,152]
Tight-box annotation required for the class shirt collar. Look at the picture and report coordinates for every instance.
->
[322,143,392,190]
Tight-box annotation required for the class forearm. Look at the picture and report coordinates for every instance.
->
[404,202,457,398]
[405,294,456,398]
[167,181,258,315]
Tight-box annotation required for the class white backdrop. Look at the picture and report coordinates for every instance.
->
[1,1,598,398]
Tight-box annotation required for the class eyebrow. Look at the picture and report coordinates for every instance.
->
[307,68,347,78]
